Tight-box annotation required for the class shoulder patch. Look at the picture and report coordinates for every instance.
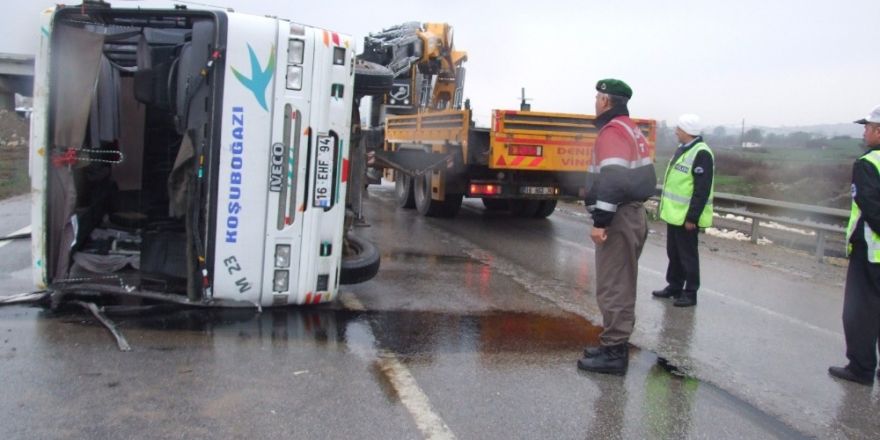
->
[694,166,704,175]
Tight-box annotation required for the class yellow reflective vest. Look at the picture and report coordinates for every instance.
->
[659,142,715,227]
[846,150,880,263]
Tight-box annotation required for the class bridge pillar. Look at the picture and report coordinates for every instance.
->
[0,90,13,111]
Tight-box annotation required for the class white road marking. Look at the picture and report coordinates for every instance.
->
[339,290,456,439]
[0,225,31,250]
[338,291,366,311]
[376,351,456,440]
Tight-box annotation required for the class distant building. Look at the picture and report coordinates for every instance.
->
[742,142,762,149]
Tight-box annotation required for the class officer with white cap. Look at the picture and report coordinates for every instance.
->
[829,104,880,385]
[652,114,715,307]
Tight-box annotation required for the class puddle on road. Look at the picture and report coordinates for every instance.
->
[28,302,717,395]
[39,302,605,357]
[18,300,721,384]
[10,295,721,392]
[381,251,473,265]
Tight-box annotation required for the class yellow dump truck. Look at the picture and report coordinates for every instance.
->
[379,108,657,218]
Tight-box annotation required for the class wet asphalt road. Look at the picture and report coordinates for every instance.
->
[1,188,878,439]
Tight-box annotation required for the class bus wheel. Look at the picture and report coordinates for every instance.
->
[394,171,415,209]
[341,234,380,284]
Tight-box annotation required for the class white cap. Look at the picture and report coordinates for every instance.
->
[676,113,702,136]
[855,105,880,124]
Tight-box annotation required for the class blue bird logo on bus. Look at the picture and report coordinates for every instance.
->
[231,44,276,111]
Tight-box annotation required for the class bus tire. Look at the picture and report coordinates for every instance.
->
[340,234,380,285]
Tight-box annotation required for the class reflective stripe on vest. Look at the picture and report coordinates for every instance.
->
[659,142,715,227]
[588,118,652,173]
[846,150,880,262]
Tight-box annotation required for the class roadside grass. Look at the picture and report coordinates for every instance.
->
[714,144,858,164]
[713,175,751,194]
[654,146,854,208]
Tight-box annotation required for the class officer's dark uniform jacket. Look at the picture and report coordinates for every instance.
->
[851,144,880,279]
[584,106,657,227]
[670,136,715,224]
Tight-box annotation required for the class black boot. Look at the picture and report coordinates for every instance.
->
[829,365,874,385]
[577,344,629,375]
[582,346,602,358]
[652,286,680,299]
[673,290,697,307]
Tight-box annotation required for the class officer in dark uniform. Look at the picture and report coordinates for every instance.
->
[652,114,714,307]
[829,104,880,385]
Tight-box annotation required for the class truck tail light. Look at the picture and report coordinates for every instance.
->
[470,184,502,196]
[508,145,542,156]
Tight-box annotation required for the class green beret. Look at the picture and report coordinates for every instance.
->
[596,78,632,99]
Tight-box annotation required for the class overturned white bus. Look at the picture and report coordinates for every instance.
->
[29,2,371,307]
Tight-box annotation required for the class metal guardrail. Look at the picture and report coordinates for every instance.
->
[653,188,850,262]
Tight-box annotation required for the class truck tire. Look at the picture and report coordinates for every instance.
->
[340,234,380,284]
[482,198,508,211]
[354,59,394,97]
[414,174,462,217]
[510,200,540,217]
[394,171,416,209]
[533,200,557,218]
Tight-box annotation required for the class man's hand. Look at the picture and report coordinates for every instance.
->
[591,227,607,245]
[684,221,697,231]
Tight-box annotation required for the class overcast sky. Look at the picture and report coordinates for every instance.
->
[5,0,879,129]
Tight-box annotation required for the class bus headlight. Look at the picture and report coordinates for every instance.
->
[273,270,289,292]
[275,244,291,267]
[288,39,304,65]
[286,65,303,90]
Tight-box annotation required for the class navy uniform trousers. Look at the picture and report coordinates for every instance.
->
[665,223,700,293]
[843,240,880,376]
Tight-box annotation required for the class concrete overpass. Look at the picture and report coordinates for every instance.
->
[0,53,35,110]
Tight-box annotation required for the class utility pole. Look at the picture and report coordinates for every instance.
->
[740,118,745,148]
[519,87,531,111]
